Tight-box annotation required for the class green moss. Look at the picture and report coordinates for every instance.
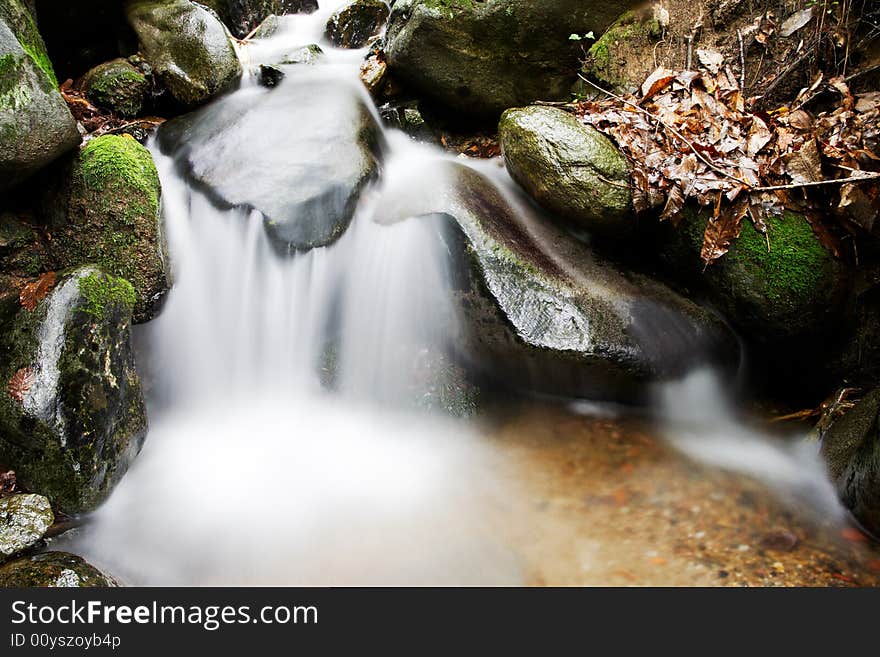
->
[0,53,32,112]
[0,1,58,87]
[83,60,148,117]
[77,273,137,319]
[583,10,662,90]
[80,135,159,206]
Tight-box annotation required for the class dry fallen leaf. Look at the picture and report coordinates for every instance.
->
[19,271,56,311]
[641,67,676,103]
[780,7,813,38]
[7,367,34,404]
[783,139,823,184]
[696,49,724,75]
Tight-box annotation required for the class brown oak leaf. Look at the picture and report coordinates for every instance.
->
[8,367,34,404]
[20,271,56,311]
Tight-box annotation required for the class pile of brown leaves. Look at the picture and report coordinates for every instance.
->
[60,80,165,142]
[0,469,17,498]
[575,56,880,265]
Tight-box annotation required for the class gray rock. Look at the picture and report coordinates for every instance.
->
[0,494,53,560]
[159,76,381,251]
[0,6,79,191]
[200,1,318,38]
[125,0,242,107]
[822,388,880,538]
[0,551,116,587]
[499,106,633,238]
[80,58,149,117]
[0,268,147,514]
[326,0,390,49]
[279,44,323,65]
[379,161,737,401]
[384,0,638,118]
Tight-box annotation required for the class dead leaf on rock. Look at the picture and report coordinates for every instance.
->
[783,139,823,184]
[19,271,56,311]
[8,367,34,404]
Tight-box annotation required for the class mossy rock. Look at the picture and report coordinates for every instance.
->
[384,0,638,118]
[41,135,169,322]
[200,1,318,38]
[0,551,116,587]
[126,0,242,107]
[0,10,79,191]
[0,494,53,561]
[577,8,663,95]
[0,267,147,514]
[499,106,632,238]
[0,211,50,278]
[80,58,149,117]
[660,207,849,341]
[326,0,390,49]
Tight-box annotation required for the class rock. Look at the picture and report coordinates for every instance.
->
[200,0,318,38]
[499,106,633,238]
[360,51,388,95]
[125,0,242,107]
[379,100,434,141]
[278,44,323,65]
[258,63,284,86]
[80,58,149,117]
[0,268,147,514]
[658,207,849,342]
[326,0,390,49]
[0,3,79,191]
[0,210,50,278]
[40,135,170,323]
[577,8,664,95]
[384,0,637,118]
[0,494,53,560]
[0,551,116,586]
[378,161,737,401]
[159,76,381,251]
[821,388,880,538]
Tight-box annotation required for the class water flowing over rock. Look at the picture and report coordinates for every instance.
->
[39,135,170,323]
[325,0,390,49]
[125,0,242,107]
[499,106,633,238]
[0,268,147,514]
[159,75,381,251]
[0,551,116,586]
[0,493,53,560]
[383,0,638,118]
[822,388,880,539]
[380,161,737,401]
[0,3,79,191]
[200,0,319,38]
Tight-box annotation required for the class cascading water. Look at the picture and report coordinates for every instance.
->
[62,2,851,584]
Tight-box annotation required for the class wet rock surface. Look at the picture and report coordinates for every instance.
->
[79,57,149,117]
[0,551,116,586]
[0,493,53,560]
[325,0,390,49]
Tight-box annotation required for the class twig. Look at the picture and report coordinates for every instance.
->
[751,171,880,192]
[577,74,748,186]
[737,29,745,90]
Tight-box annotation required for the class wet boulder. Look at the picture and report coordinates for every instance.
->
[383,0,638,118]
[201,1,318,38]
[821,389,880,539]
[40,135,170,323]
[0,551,116,586]
[0,2,80,191]
[0,494,53,561]
[159,76,381,251]
[326,0,390,49]
[499,106,633,238]
[0,268,147,514]
[379,161,737,401]
[125,0,242,107]
[658,207,849,342]
[80,58,149,117]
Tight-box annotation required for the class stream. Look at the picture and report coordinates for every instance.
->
[57,1,880,586]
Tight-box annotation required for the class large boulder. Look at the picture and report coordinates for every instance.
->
[125,0,242,107]
[0,3,79,191]
[383,0,638,118]
[821,388,880,539]
[0,494,53,560]
[40,135,170,323]
[658,207,850,342]
[159,75,381,251]
[0,268,147,514]
[80,58,149,117]
[378,161,737,401]
[499,106,633,238]
[0,551,116,586]
[326,0,390,49]
[200,1,318,38]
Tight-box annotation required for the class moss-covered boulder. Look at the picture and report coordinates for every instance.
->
[0,2,79,191]
[40,135,169,323]
[0,211,50,278]
[383,0,638,118]
[659,208,849,341]
[80,58,149,117]
[200,0,318,38]
[577,8,664,95]
[821,388,880,539]
[125,0,242,107]
[0,551,116,587]
[0,494,53,561]
[499,106,633,238]
[0,268,147,514]
[326,0,390,49]
[159,77,380,251]
[378,161,737,401]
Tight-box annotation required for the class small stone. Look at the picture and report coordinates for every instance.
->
[760,528,799,552]
[258,64,285,87]
[0,494,54,560]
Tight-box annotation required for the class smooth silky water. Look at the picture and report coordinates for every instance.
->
[62,2,855,585]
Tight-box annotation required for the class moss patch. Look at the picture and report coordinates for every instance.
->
[581,10,662,93]
[81,59,148,117]
[78,272,136,320]
[0,0,58,87]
